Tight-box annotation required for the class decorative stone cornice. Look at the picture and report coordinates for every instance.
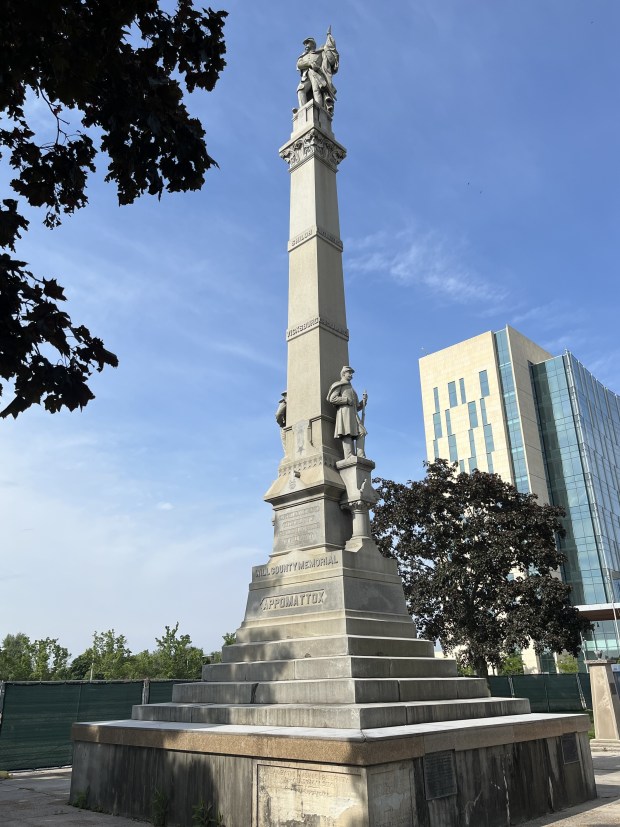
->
[288,225,343,253]
[286,316,349,342]
[277,454,339,478]
[280,128,346,173]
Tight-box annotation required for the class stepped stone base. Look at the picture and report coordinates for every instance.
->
[70,543,597,824]
[71,714,595,826]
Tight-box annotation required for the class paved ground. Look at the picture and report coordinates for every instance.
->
[1,749,619,825]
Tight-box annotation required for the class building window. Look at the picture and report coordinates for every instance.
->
[468,401,479,428]
[459,378,466,404]
[445,409,453,436]
[433,439,439,459]
[479,369,490,397]
[469,430,476,457]
[487,452,494,473]
[459,460,465,473]
[433,386,440,413]
[484,423,495,453]
[468,457,478,472]
[448,381,457,407]
[433,412,442,438]
[480,397,488,425]
[448,434,458,462]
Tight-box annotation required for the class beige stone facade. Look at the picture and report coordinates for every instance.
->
[419,325,551,502]
[420,326,555,674]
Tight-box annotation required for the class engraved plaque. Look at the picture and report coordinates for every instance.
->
[257,764,365,826]
[561,733,579,764]
[274,503,323,551]
[424,751,457,800]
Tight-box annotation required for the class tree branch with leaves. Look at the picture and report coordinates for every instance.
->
[372,459,592,676]
[0,0,227,418]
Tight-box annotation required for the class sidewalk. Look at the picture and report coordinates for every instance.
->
[1,749,619,825]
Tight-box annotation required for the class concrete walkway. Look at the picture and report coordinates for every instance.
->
[0,749,619,825]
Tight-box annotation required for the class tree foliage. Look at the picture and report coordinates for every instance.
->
[0,632,70,680]
[0,0,227,418]
[372,459,593,677]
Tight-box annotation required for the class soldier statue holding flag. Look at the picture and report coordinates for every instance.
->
[296,28,339,116]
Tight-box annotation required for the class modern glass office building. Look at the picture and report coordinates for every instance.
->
[419,326,620,665]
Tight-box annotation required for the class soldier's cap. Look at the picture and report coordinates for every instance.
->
[303,37,317,47]
[341,365,355,374]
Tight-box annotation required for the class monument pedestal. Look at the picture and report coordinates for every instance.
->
[72,714,594,826]
[70,41,596,826]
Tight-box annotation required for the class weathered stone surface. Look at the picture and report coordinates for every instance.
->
[588,659,620,741]
[71,720,595,826]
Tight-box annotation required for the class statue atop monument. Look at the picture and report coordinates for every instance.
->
[296,28,339,116]
[327,366,368,459]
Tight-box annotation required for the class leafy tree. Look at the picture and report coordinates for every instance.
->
[83,629,133,679]
[557,653,579,674]
[372,459,593,677]
[0,1,227,418]
[222,631,236,646]
[0,632,33,679]
[149,622,205,679]
[65,651,95,680]
[0,632,70,679]
[28,637,70,680]
[498,652,525,676]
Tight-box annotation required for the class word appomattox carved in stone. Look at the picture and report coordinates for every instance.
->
[327,366,368,459]
[296,28,339,116]
[260,590,327,611]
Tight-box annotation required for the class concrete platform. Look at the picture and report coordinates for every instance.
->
[1,748,619,826]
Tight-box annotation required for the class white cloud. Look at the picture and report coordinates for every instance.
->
[347,225,508,308]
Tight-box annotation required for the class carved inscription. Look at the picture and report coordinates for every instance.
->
[424,751,457,800]
[561,733,579,764]
[260,589,326,612]
[255,553,338,578]
[276,504,322,549]
[288,224,344,252]
[257,764,364,826]
[286,316,349,342]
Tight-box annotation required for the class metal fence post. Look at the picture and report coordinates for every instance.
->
[0,681,6,732]
[142,679,150,705]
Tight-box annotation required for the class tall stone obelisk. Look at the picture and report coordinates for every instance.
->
[70,31,596,827]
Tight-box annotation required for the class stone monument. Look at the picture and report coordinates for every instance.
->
[71,31,596,826]
[588,656,620,749]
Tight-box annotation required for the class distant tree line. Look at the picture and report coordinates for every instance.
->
[0,623,235,681]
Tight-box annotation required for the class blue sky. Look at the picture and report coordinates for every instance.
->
[1,1,618,658]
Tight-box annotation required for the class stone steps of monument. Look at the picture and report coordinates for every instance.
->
[203,655,457,682]
[235,616,419,644]
[221,634,435,663]
[132,696,530,730]
[171,676,489,706]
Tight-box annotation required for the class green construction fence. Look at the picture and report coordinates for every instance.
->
[487,673,592,712]
[0,679,188,771]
